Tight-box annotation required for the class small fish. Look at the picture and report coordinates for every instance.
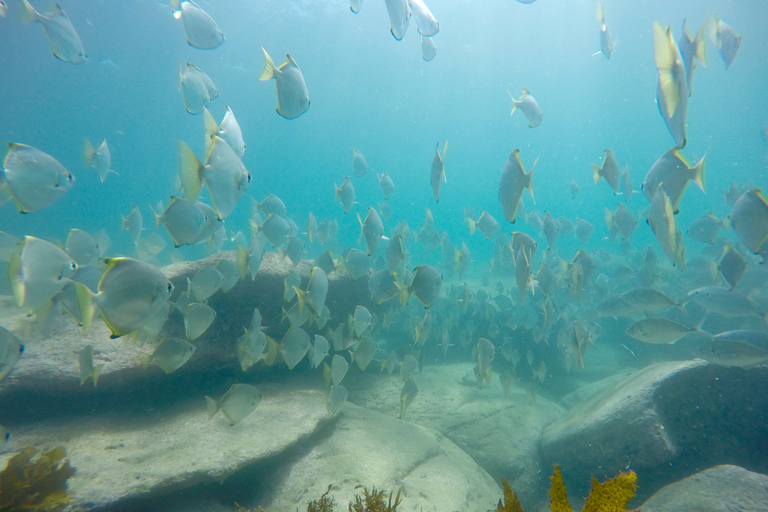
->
[339,248,371,279]
[729,189,768,260]
[170,0,224,50]
[604,203,637,241]
[352,306,373,337]
[121,205,143,246]
[696,339,768,367]
[430,141,448,202]
[237,310,268,371]
[712,330,768,350]
[294,267,328,315]
[280,326,311,370]
[368,269,398,303]
[642,146,705,213]
[184,302,216,341]
[646,184,683,267]
[140,337,196,374]
[653,22,688,143]
[75,257,174,339]
[82,139,115,183]
[595,1,615,59]
[260,49,310,119]
[327,384,348,414]
[0,326,24,382]
[206,384,262,426]
[358,206,384,255]
[687,212,727,243]
[708,17,742,70]
[203,107,245,159]
[179,63,219,115]
[421,35,437,61]
[352,336,377,371]
[400,354,419,380]
[592,149,622,194]
[542,211,559,250]
[216,259,239,293]
[255,214,289,248]
[178,137,250,220]
[189,266,224,302]
[467,210,500,239]
[65,229,98,266]
[21,0,86,63]
[279,236,304,266]
[407,0,438,36]
[400,378,418,419]
[10,236,77,313]
[570,180,580,199]
[0,231,21,261]
[154,197,209,247]
[620,288,679,312]
[718,246,746,290]
[254,194,287,219]
[309,335,330,369]
[335,176,356,213]
[686,286,757,318]
[378,172,395,199]
[78,345,102,386]
[384,0,411,41]
[508,88,543,128]
[625,318,700,344]
[499,150,536,223]
[352,148,368,177]
[574,218,594,244]
[2,142,74,213]
[397,264,442,308]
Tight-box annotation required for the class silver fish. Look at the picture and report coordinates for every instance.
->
[407,0,438,37]
[179,63,219,115]
[140,338,195,374]
[204,107,245,159]
[384,0,411,41]
[206,384,262,425]
[353,148,368,177]
[654,22,688,147]
[708,17,742,70]
[595,1,615,59]
[2,142,74,213]
[295,267,328,315]
[508,88,543,128]
[430,141,447,202]
[260,49,310,119]
[171,0,224,50]
[0,326,24,382]
[335,176,356,213]
[592,149,622,194]
[358,206,384,256]
[82,138,114,183]
[642,146,705,214]
[729,189,768,260]
[21,0,85,63]
[378,172,395,199]
[499,149,536,223]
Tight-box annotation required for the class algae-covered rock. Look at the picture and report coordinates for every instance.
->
[0,445,74,512]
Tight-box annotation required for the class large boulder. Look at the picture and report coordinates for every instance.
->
[254,402,503,512]
[345,363,564,509]
[541,360,768,500]
[639,465,768,512]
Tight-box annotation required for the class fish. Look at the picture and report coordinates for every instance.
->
[254,214,289,249]
[189,266,224,302]
[65,229,98,266]
[625,318,701,344]
[339,248,371,279]
[139,338,195,374]
[75,257,174,339]
[397,264,442,307]
[237,310,269,371]
[384,0,411,41]
[353,148,368,177]
[20,0,85,63]
[358,206,384,255]
[592,149,622,194]
[309,335,330,369]
[153,197,209,247]
[718,246,746,290]
[260,49,310,119]
[335,176,356,213]
[570,180,580,199]
[280,326,311,370]
[646,184,684,267]
[206,384,262,426]
[327,384,349,414]
[279,237,305,266]
[686,286,758,318]
[400,354,419,380]
[9,236,77,313]
[78,345,102,386]
[184,302,216,340]
[467,210,500,239]
[678,18,708,96]
[204,107,245,159]
[399,378,418,419]
[430,141,448,202]
[386,235,406,275]
[421,35,437,61]
[642,146,705,213]
[178,137,251,220]
[121,205,143,246]
[236,237,264,281]
[328,354,349,387]
[254,193,287,219]
[508,88,543,128]
[82,139,115,183]
[378,172,395,199]
[687,212,727,242]
[595,1,615,59]
[653,21,688,147]
[352,306,373,337]
[170,0,224,50]
[350,0,364,14]
[604,203,637,240]
[407,0,438,36]
[352,336,377,371]
[620,288,679,313]
[1,142,74,213]
[368,269,398,304]
[696,340,768,367]
[216,259,239,293]
[499,150,536,223]
[712,330,768,350]
[574,218,594,244]
[179,63,219,115]
[0,326,24,382]
[542,211,559,250]
[708,17,742,70]
[729,189,768,260]
[294,267,328,315]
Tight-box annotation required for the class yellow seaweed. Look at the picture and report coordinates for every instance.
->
[0,446,74,512]
[496,477,525,512]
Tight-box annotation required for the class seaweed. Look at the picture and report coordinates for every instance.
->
[496,477,524,512]
[307,484,336,512]
[0,446,74,512]
[348,485,401,512]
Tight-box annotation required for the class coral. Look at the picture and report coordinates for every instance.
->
[496,477,524,512]
[348,485,402,512]
[0,446,74,512]
[307,485,336,512]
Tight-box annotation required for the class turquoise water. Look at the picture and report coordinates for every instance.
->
[2,0,768,510]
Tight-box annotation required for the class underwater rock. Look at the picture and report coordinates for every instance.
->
[345,363,563,510]
[0,384,331,511]
[256,402,502,512]
[639,464,768,512]
[541,360,768,500]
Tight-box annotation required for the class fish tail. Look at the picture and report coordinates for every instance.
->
[394,281,410,307]
[92,364,103,387]
[692,155,706,192]
[138,353,152,371]
[20,0,38,22]
[202,108,218,156]
[259,48,277,81]
[236,244,248,279]
[466,217,476,236]
[294,287,306,314]
[82,138,95,167]
[592,163,603,184]
[694,16,709,65]
[177,140,204,202]
[73,282,96,332]
[205,396,220,420]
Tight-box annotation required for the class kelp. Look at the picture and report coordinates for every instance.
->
[0,446,74,512]
[348,485,401,512]
[307,484,336,512]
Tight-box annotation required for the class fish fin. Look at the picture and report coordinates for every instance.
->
[259,48,276,80]
[692,154,706,192]
[205,396,220,420]
[92,364,103,387]
[8,249,24,308]
[265,335,279,365]
[139,353,151,371]
[236,244,248,279]
[527,157,538,204]
[177,140,203,202]
[82,138,95,167]
[202,107,218,157]
[521,87,531,95]
[694,16,709,65]
[442,140,448,161]
[707,17,721,50]
[592,163,603,184]
[294,287,306,314]
[357,212,364,246]
[653,22,680,118]
[466,217,476,236]
[73,282,96,332]
[20,0,38,22]
[507,90,518,116]
[394,281,410,307]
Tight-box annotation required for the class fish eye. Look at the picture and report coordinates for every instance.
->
[247,173,252,183]
[167,283,174,293]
